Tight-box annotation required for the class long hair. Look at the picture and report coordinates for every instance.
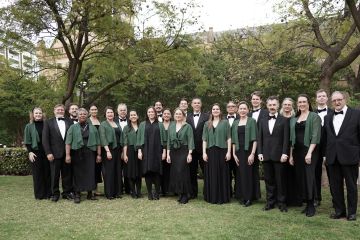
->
[207,103,223,128]
[29,107,46,123]
[128,110,140,130]
[295,94,313,117]
[104,106,114,118]
[280,97,295,117]
[146,106,158,123]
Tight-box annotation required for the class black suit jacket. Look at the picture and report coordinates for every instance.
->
[186,112,209,152]
[257,114,290,161]
[314,108,333,156]
[324,107,360,165]
[248,108,269,126]
[42,117,73,159]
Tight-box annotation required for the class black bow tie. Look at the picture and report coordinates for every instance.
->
[157,114,162,118]
[227,115,235,119]
[268,115,276,120]
[73,119,78,122]
[252,109,260,113]
[317,108,327,113]
[334,111,343,115]
[119,118,127,122]
[193,113,200,117]
[57,117,65,121]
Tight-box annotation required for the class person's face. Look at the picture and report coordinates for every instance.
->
[226,102,237,114]
[297,96,309,112]
[179,100,188,111]
[174,109,184,122]
[54,106,65,118]
[154,102,163,113]
[117,106,127,118]
[267,99,279,115]
[191,99,202,112]
[163,110,171,121]
[282,100,293,113]
[89,106,98,117]
[211,105,221,117]
[69,105,78,118]
[106,109,114,121]
[78,111,88,123]
[331,93,346,111]
[316,92,328,106]
[147,108,156,120]
[251,95,262,109]
[238,104,249,117]
[33,109,43,121]
[129,111,138,123]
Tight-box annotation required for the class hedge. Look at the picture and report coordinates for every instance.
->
[0,148,31,175]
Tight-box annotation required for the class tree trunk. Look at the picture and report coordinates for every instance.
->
[319,72,332,93]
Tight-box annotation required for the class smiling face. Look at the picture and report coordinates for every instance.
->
[282,99,293,113]
[89,106,98,117]
[211,105,221,118]
[226,102,237,114]
[174,109,185,122]
[69,105,78,118]
[179,100,188,112]
[316,91,328,106]
[267,99,279,115]
[117,105,127,119]
[129,110,138,123]
[54,105,65,118]
[106,109,114,121]
[78,110,88,123]
[331,92,346,112]
[191,98,202,113]
[33,108,43,121]
[163,109,171,122]
[238,103,249,117]
[251,95,262,109]
[154,102,163,113]
[147,107,156,121]
[297,96,309,112]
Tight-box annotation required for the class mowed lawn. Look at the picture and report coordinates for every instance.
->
[0,176,359,240]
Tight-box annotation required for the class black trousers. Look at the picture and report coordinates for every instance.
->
[328,160,358,216]
[190,150,201,197]
[49,157,73,197]
[263,161,286,205]
[31,153,51,199]
[102,147,122,198]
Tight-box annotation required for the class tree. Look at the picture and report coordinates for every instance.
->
[276,0,360,92]
[0,0,199,106]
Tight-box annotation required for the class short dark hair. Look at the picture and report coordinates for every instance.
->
[251,91,262,99]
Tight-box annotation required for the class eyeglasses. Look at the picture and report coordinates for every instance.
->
[332,98,344,102]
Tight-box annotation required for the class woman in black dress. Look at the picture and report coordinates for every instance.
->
[167,108,194,204]
[231,101,258,207]
[99,106,122,200]
[88,104,102,196]
[161,108,172,196]
[289,94,321,217]
[24,107,51,200]
[137,106,166,200]
[123,110,142,198]
[65,108,101,203]
[202,103,231,204]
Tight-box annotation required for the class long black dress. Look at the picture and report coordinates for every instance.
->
[25,121,51,199]
[161,128,171,195]
[235,125,257,202]
[204,128,230,204]
[93,124,102,184]
[71,123,96,192]
[102,127,122,199]
[293,121,318,202]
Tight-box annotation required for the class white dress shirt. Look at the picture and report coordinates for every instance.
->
[252,109,261,122]
[227,114,236,127]
[333,105,348,136]
[193,112,200,128]
[56,118,66,140]
[268,113,278,135]
[118,118,128,130]
[317,107,328,126]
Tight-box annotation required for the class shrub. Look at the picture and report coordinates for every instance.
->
[0,148,31,175]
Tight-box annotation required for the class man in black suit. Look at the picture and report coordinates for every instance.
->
[186,97,209,198]
[154,101,163,122]
[248,91,269,123]
[258,96,290,212]
[225,101,239,197]
[314,89,332,206]
[324,91,360,221]
[116,103,129,195]
[42,104,73,201]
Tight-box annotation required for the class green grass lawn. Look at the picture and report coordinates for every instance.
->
[0,176,359,240]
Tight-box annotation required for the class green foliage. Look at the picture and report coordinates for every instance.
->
[0,148,30,175]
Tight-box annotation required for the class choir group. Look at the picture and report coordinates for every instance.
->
[23,90,360,221]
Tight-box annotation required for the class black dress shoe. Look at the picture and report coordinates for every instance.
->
[87,193,98,201]
[263,204,275,211]
[153,192,160,200]
[279,204,288,212]
[51,195,59,202]
[244,200,252,207]
[347,214,356,221]
[330,213,346,219]
[74,196,81,204]
[148,193,154,200]
[306,205,316,217]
